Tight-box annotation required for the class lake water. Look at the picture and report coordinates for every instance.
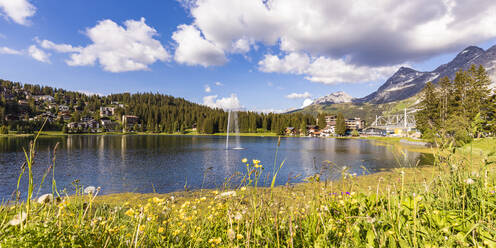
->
[0,135,432,201]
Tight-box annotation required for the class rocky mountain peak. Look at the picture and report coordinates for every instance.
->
[313,91,353,105]
[353,44,496,105]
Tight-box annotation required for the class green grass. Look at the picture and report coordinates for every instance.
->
[2,136,496,247]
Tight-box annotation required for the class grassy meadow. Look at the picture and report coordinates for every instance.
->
[1,135,496,247]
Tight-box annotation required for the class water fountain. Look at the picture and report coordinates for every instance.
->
[226,109,244,150]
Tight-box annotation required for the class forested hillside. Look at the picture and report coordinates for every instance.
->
[0,79,315,134]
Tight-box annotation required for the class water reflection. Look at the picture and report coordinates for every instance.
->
[0,136,433,200]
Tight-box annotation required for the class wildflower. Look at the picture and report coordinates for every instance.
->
[37,193,54,204]
[125,208,135,217]
[152,197,164,204]
[237,233,244,240]
[234,212,243,221]
[8,212,27,226]
[208,237,222,245]
[241,158,248,163]
[217,191,237,198]
[84,186,97,195]
[253,159,260,165]
[465,178,474,185]
[227,229,236,240]
[240,186,247,191]
[139,225,146,232]
[158,227,165,233]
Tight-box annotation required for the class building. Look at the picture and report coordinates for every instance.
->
[345,118,365,130]
[31,95,54,102]
[321,125,335,136]
[122,115,139,127]
[285,127,296,136]
[59,105,70,112]
[325,115,337,127]
[100,107,116,117]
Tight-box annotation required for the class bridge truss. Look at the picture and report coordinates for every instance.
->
[370,108,418,130]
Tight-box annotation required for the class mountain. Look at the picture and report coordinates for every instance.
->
[356,45,496,104]
[313,91,353,105]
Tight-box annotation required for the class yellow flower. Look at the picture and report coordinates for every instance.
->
[125,208,135,217]
[241,158,248,163]
[158,227,165,233]
[240,186,247,191]
[139,225,146,232]
[236,233,244,240]
[252,159,260,165]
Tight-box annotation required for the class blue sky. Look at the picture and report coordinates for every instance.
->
[1,0,495,112]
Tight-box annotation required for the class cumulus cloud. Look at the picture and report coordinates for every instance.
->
[28,45,50,63]
[301,98,313,108]
[41,18,169,72]
[286,91,311,99]
[0,0,35,26]
[204,85,211,93]
[259,52,401,84]
[176,0,496,82]
[0,46,22,55]
[37,39,82,53]
[203,94,242,110]
[214,81,223,86]
[172,24,227,67]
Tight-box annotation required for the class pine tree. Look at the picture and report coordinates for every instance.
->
[317,113,326,129]
[415,81,440,140]
[335,112,346,136]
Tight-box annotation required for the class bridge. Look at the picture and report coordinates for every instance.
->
[369,108,418,130]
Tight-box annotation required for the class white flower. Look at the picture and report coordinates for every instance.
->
[84,186,96,194]
[216,191,237,199]
[234,212,243,221]
[9,212,27,226]
[465,178,475,185]
[37,193,54,204]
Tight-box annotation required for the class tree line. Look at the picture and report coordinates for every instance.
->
[416,65,496,145]
[0,79,316,134]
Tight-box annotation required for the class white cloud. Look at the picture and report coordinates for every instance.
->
[259,52,401,84]
[0,46,22,55]
[204,84,211,93]
[177,0,496,82]
[38,39,82,53]
[0,0,35,26]
[286,91,311,99]
[214,81,223,86]
[42,18,169,72]
[203,94,242,110]
[301,98,313,108]
[28,45,50,63]
[172,24,227,67]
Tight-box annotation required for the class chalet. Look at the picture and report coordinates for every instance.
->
[59,105,70,112]
[306,125,319,136]
[285,127,296,136]
[100,107,116,117]
[321,125,335,136]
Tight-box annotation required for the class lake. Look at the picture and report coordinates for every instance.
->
[0,135,432,201]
